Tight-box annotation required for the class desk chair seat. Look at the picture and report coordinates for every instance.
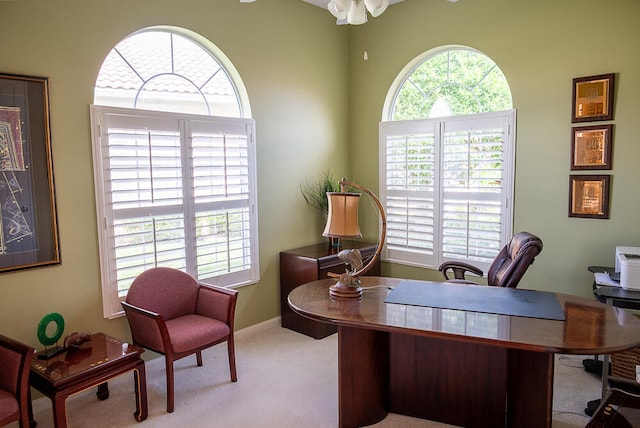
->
[438,231,543,288]
[122,267,238,413]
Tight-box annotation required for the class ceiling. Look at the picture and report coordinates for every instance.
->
[301,0,407,9]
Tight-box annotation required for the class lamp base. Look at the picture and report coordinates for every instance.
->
[329,283,363,298]
[328,274,363,299]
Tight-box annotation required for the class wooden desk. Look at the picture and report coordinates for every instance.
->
[29,333,147,428]
[288,277,640,428]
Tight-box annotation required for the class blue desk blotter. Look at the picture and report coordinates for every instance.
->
[385,281,566,321]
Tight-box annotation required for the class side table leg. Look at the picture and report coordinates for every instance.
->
[28,384,37,428]
[96,382,110,400]
[52,394,68,428]
[133,360,148,422]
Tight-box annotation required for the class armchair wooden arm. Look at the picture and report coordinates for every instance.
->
[121,301,172,355]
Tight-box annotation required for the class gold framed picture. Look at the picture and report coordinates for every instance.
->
[568,174,611,219]
[571,124,613,170]
[0,73,60,272]
[571,73,615,123]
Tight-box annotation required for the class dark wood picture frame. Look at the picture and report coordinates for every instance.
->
[571,124,613,170]
[0,73,60,273]
[568,174,611,219]
[571,73,615,123]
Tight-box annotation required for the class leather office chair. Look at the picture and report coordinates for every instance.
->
[0,334,34,428]
[121,267,238,413]
[438,231,543,288]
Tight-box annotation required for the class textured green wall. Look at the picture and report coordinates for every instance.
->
[349,0,640,295]
[0,0,639,350]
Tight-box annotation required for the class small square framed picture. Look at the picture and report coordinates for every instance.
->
[571,124,613,170]
[571,73,615,123]
[568,174,611,219]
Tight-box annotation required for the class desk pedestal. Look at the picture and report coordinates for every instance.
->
[338,326,553,428]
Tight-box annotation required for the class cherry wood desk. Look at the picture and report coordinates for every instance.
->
[29,333,147,428]
[288,277,640,428]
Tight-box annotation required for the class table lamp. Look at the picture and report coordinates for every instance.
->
[322,177,387,298]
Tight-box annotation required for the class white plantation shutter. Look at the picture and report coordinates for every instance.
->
[91,106,258,317]
[380,110,514,272]
[382,120,437,267]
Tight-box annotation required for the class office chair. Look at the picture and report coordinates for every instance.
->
[438,231,543,288]
[0,333,34,428]
[122,267,238,413]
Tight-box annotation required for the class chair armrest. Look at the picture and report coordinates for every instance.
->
[196,283,238,327]
[121,301,170,354]
[438,261,484,281]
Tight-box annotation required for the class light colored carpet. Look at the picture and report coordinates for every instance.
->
[18,318,600,427]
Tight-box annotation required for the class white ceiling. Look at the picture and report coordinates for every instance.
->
[301,0,407,9]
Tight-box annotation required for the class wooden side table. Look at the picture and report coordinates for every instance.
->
[29,332,147,428]
[279,240,380,339]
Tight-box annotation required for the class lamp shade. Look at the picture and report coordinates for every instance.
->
[323,192,362,238]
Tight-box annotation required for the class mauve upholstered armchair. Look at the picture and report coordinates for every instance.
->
[438,231,543,289]
[121,267,238,413]
[0,334,34,428]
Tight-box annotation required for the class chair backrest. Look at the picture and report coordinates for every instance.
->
[0,333,34,426]
[487,232,543,288]
[125,267,200,320]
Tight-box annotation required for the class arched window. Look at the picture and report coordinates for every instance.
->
[380,46,515,272]
[93,29,246,117]
[91,28,258,318]
[390,48,512,120]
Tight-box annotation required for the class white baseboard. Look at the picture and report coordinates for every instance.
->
[236,316,281,337]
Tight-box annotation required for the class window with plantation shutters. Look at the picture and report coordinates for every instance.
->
[91,28,257,318]
[381,47,514,273]
[92,107,258,317]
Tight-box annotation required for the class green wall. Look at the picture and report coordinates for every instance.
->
[0,0,350,345]
[0,0,639,350]
[350,0,640,294]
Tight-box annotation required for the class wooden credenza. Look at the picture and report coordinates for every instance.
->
[279,240,380,339]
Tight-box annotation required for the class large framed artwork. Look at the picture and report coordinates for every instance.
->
[0,73,60,273]
[571,73,615,123]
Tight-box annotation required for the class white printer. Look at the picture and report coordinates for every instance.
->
[615,246,640,290]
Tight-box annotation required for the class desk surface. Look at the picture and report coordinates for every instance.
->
[289,277,640,355]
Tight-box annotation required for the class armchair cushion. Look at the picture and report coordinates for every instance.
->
[165,314,230,354]
[0,388,19,425]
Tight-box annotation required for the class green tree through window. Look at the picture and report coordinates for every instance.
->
[392,49,512,120]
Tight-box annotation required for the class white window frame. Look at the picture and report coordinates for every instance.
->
[91,106,259,318]
[380,110,515,273]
